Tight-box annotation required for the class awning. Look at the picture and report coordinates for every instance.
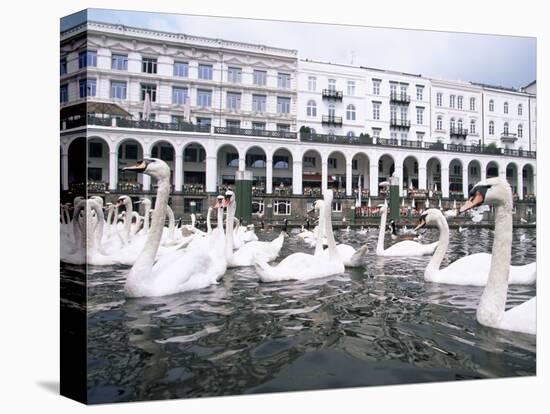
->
[302,173,334,183]
[60,101,132,119]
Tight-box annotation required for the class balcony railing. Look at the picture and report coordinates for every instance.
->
[214,126,296,139]
[390,92,411,104]
[300,133,370,146]
[118,182,143,192]
[322,89,343,100]
[501,132,518,143]
[450,127,468,139]
[389,118,411,129]
[400,140,423,148]
[321,115,343,127]
[377,138,399,146]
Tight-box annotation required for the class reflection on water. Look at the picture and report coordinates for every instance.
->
[62,226,536,404]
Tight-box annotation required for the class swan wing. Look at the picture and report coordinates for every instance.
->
[499,297,537,335]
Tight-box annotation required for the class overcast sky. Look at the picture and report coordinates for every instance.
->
[61,8,536,89]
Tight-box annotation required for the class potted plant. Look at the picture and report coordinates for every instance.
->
[299,125,312,139]
[359,132,372,144]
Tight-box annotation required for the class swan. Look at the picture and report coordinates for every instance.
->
[376,204,437,257]
[414,208,535,286]
[223,190,285,267]
[458,177,536,335]
[254,190,345,282]
[123,159,222,298]
[357,226,368,235]
[388,219,418,241]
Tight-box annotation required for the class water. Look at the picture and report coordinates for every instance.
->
[61,226,536,404]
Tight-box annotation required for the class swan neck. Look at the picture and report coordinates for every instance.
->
[377,208,387,254]
[324,201,339,261]
[207,208,212,234]
[313,203,325,256]
[143,202,150,233]
[225,201,236,259]
[425,214,448,279]
[124,199,133,240]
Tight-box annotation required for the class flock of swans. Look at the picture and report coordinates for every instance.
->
[60,158,536,336]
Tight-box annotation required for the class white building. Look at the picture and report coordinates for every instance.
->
[60,20,537,217]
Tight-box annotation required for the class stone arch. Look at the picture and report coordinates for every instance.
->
[302,148,323,191]
[327,150,347,191]
[426,156,442,192]
[486,160,499,178]
[448,158,463,195]
[506,161,519,196]
[245,145,267,191]
[150,140,177,186]
[467,159,482,192]
[67,137,86,189]
[182,141,207,191]
[351,151,370,195]
[217,143,241,188]
[87,136,111,187]
[272,147,293,190]
[402,155,419,191]
[522,163,535,196]
[117,138,145,189]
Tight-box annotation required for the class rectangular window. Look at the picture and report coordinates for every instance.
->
[328,79,336,91]
[226,152,239,167]
[400,106,407,120]
[89,142,103,158]
[308,76,317,91]
[173,61,189,77]
[141,57,157,74]
[198,64,213,80]
[390,105,397,119]
[304,156,316,168]
[372,102,380,120]
[184,147,198,162]
[390,83,397,94]
[277,124,290,131]
[436,92,442,106]
[197,89,212,107]
[372,129,381,138]
[172,115,185,124]
[253,70,267,86]
[328,157,338,169]
[111,81,127,100]
[352,159,358,170]
[470,97,476,111]
[277,97,291,114]
[79,79,96,98]
[88,167,102,181]
[78,50,96,68]
[60,58,67,75]
[373,80,381,95]
[450,95,455,108]
[274,200,291,215]
[160,146,174,161]
[226,92,242,110]
[60,84,68,103]
[347,80,355,96]
[332,201,342,213]
[140,84,157,101]
[416,107,424,125]
[125,144,138,160]
[196,117,211,126]
[172,87,188,105]
[416,132,424,141]
[457,96,463,109]
[252,122,266,130]
[416,86,423,100]
[252,94,266,112]
[274,155,289,169]
[226,120,241,129]
[111,54,128,71]
[228,66,242,83]
[278,72,291,89]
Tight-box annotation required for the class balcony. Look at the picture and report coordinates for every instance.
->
[321,115,343,127]
[214,126,296,139]
[376,138,399,147]
[450,127,468,139]
[301,133,365,145]
[322,89,343,101]
[501,132,518,143]
[389,118,411,129]
[390,92,411,104]
[400,140,423,149]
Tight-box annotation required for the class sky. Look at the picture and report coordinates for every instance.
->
[61,8,536,89]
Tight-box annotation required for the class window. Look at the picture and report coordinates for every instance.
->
[273,155,289,169]
[489,121,495,135]
[390,105,397,120]
[306,100,317,117]
[328,157,338,169]
[457,96,463,109]
[450,95,455,108]
[277,124,290,132]
[253,70,267,86]
[278,72,291,89]
[198,64,213,80]
[225,92,241,109]
[125,144,138,160]
[277,97,291,114]
[347,80,355,96]
[141,57,157,74]
[332,201,342,213]
[60,58,67,75]
[252,94,266,112]
[352,159,358,170]
[274,200,291,216]
[372,102,380,120]
[172,115,185,124]
[226,153,239,167]
[470,97,476,111]
[400,106,407,120]
[79,79,96,98]
[174,61,188,77]
[518,104,523,116]
[518,124,523,138]
[246,153,266,168]
[89,142,103,158]
[400,85,407,95]
[504,102,509,114]
[184,147,205,163]
[416,132,424,141]
[60,84,68,103]
[308,76,317,91]
[328,103,336,117]
[172,87,188,105]
[390,83,397,95]
[111,81,127,100]
[390,131,397,141]
[372,80,380,95]
[470,119,476,134]
[226,119,241,130]
[457,119,463,130]
[436,92,442,106]
[78,50,96,68]
[196,117,211,126]
[489,99,494,112]
[372,129,381,139]
[228,66,242,83]
[503,122,509,135]
[346,104,356,121]
[197,89,212,107]
[450,117,456,130]
[140,84,157,101]
[88,168,102,181]
[304,156,316,168]
[328,78,336,91]
[252,122,265,130]
[470,166,478,175]
[416,107,424,125]
[416,86,423,100]
[347,131,355,138]
[436,116,443,130]
[111,54,128,71]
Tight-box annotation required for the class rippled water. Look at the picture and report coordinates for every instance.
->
[61,226,536,404]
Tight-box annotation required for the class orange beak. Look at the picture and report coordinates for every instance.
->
[459,192,484,213]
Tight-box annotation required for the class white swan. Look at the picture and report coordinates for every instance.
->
[415,208,535,286]
[254,190,345,282]
[376,204,437,257]
[458,177,536,335]
[123,159,222,297]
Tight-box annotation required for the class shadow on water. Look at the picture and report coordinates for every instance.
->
[61,226,536,404]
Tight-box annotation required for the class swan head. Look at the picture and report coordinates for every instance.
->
[123,158,170,180]
[222,190,235,208]
[116,195,131,209]
[414,208,445,231]
[459,177,512,213]
[214,195,224,209]
[378,203,387,213]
